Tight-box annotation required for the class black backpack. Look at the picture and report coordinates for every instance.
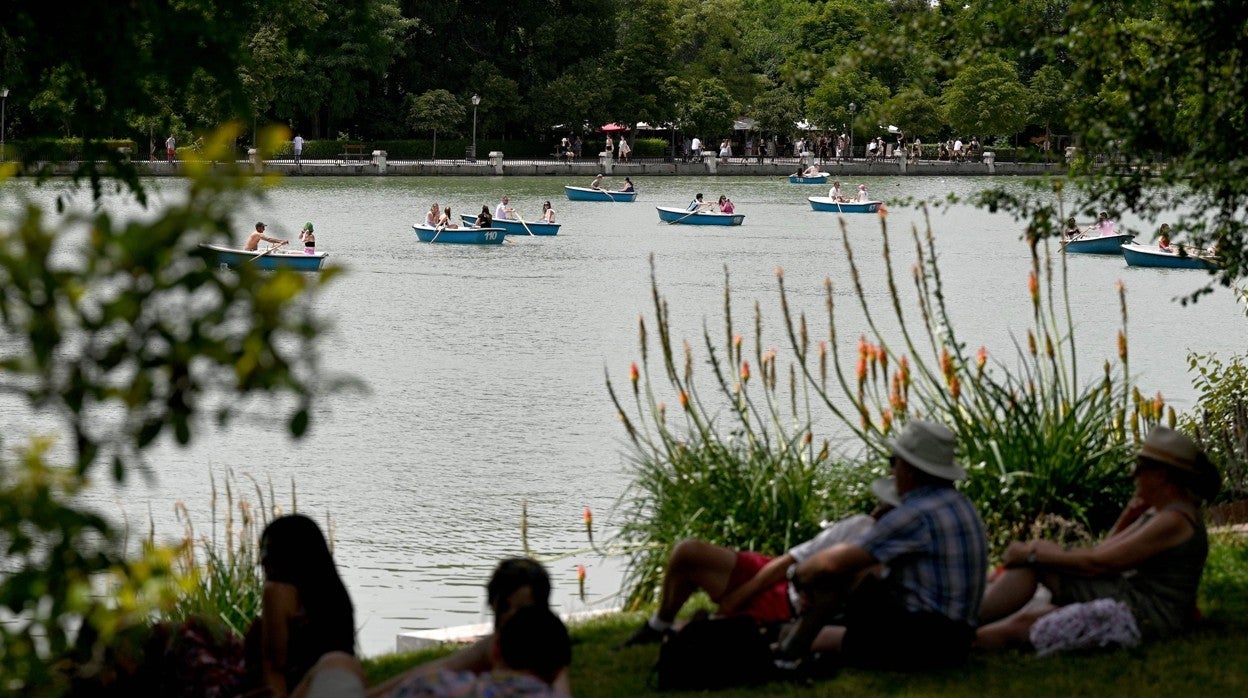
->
[652,616,779,691]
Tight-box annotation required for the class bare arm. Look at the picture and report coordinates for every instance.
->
[717,553,794,615]
[262,581,300,697]
[1010,509,1194,577]
[364,635,493,697]
[793,543,877,586]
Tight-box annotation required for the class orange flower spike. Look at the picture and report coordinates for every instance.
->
[881,409,893,433]
[629,362,640,393]
[949,374,961,401]
[1028,271,1039,303]
[679,390,689,410]
[1027,330,1037,356]
[584,507,592,527]
[1118,330,1128,362]
[741,360,751,384]
[1045,334,1055,359]
[879,347,889,375]
[977,346,988,372]
[940,349,954,380]
[858,335,869,361]
[577,564,587,600]
[856,356,868,383]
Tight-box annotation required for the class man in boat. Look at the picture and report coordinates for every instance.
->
[589,174,606,190]
[615,478,901,649]
[687,193,711,212]
[495,195,514,221]
[244,222,288,251]
[829,181,845,201]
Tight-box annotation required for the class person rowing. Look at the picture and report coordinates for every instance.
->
[245,222,288,251]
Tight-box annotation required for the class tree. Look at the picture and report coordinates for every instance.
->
[0,3,335,689]
[942,55,1030,140]
[669,78,737,141]
[406,89,465,159]
[750,85,802,139]
[876,87,946,141]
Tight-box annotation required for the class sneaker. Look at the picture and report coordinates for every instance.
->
[614,621,665,650]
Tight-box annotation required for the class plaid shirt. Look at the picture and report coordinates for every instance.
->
[856,485,988,625]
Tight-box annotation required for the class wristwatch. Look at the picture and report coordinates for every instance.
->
[786,563,801,586]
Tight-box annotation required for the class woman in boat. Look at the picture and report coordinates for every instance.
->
[719,196,735,215]
[424,203,440,227]
[243,514,355,697]
[1063,217,1082,240]
[856,183,869,202]
[1158,223,1173,252]
[540,201,556,223]
[473,205,493,228]
[619,177,635,193]
[299,222,316,253]
[590,173,605,190]
[975,426,1219,652]
[1087,211,1115,237]
[437,206,459,229]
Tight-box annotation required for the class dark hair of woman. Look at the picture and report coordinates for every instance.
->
[260,514,356,656]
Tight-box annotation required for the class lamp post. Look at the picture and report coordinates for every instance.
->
[848,102,856,161]
[1,87,9,163]
[470,93,480,162]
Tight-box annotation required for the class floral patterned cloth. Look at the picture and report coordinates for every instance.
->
[388,669,564,698]
[1029,598,1142,657]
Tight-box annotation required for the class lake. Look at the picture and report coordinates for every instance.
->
[2,174,1244,656]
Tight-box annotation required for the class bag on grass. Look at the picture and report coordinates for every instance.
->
[652,616,777,691]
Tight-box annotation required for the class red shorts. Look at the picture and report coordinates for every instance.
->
[724,551,792,624]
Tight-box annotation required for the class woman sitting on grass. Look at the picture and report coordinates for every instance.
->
[243,514,356,697]
[975,426,1221,652]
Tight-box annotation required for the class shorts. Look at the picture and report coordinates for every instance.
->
[840,577,974,670]
[725,552,792,624]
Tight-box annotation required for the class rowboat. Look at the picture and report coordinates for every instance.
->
[1121,243,1222,270]
[564,186,639,202]
[789,172,830,184]
[808,197,881,213]
[199,243,328,271]
[1061,233,1134,255]
[411,223,506,245]
[656,206,745,226]
[459,214,559,236]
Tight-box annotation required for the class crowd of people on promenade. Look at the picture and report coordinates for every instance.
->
[106,420,1219,695]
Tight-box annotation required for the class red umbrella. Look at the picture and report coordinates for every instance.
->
[598,123,628,132]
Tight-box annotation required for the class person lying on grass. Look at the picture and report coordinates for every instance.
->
[975,426,1221,652]
[615,477,900,649]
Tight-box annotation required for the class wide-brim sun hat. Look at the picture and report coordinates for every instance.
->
[1136,426,1221,501]
[888,419,967,481]
[870,477,902,508]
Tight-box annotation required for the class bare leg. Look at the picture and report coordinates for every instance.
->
[657,539,738,623]
[979,567,1041,624]
[975,606,1056,650]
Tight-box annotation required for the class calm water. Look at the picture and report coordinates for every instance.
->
[2,174,1244,656]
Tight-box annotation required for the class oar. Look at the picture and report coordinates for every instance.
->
[430,224,444,243]
[668,206,706,225]
[514,211,537,237]
[247,240,288,263]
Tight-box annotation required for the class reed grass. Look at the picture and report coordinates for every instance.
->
[609,200,1172,605]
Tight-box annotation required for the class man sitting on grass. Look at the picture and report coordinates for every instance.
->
[776,420,989,672]
[615,477,901,649]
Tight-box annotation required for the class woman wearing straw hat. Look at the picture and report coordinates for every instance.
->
[976,426,1221,651]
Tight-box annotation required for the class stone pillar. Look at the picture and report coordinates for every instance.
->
[372,150,387,174]
[489,151,504,175]
[248,148,262,174]
[983,151,996,174]
[896,146,907,174]
[598,151,613,175]
[702,149,717,174]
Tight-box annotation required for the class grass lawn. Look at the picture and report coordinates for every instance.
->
[363,532,1248,696]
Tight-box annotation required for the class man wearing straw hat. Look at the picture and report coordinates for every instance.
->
[777,419,988,671]
[615,479,903,649]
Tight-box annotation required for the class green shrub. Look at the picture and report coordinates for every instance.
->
[1182,296,1248,503]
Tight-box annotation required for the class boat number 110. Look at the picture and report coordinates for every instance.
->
[484,231,497,240]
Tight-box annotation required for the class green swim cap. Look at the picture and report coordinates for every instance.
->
[303,222,314,231]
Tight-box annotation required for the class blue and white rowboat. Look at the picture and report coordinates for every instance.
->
[789,172,830,184]
[808,197,881,213]
[1121,243,1222,270]
[199,243,328,271]
[412,223,506,245]
[564,185,639,202]
[1062,233,1134,255]
[459,214,559,236]
[656,206,745,226]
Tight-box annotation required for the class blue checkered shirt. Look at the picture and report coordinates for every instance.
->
[856,485,988,625]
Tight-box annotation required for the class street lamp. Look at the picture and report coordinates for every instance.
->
[848,102,856,161]
[470,93,480,162]
[1,87,9,163]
